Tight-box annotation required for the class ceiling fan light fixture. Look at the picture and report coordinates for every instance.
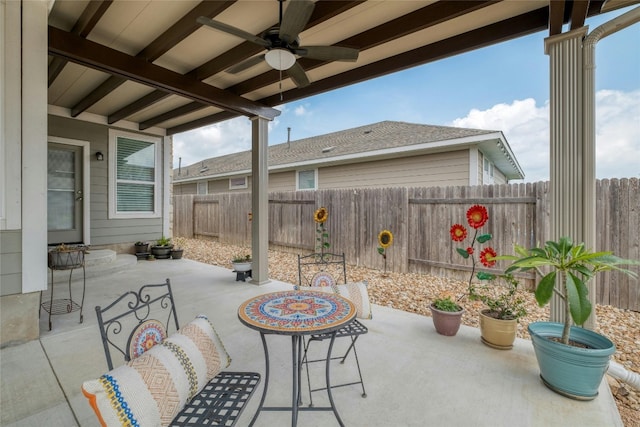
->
[265,48,296,70]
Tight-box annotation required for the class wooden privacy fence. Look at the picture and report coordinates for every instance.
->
[174,178,639,311]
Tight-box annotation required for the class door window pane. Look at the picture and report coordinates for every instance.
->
[48,148,75,230]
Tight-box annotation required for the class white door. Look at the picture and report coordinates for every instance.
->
[48,143,84,244]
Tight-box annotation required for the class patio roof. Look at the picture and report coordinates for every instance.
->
[0,257,623,426]
[47,0,632,135]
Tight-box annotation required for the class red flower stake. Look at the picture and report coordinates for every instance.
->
[450,204,496,298]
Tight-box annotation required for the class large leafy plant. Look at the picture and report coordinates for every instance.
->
[501,237,638,344]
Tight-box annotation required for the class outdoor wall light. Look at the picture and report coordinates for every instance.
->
[96,152,104,161]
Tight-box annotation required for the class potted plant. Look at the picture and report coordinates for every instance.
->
[501,237,638,399]
[150,236,173,259]
[429,295,464,336]
[134,241,148,253]
[471,273,528,350]
[231,254,252,272]
[48,243,87,269]
[170,247,184,259]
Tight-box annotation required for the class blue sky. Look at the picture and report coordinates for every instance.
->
[173,7,640,182]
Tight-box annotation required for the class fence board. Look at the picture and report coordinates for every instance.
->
[174,178,639,311]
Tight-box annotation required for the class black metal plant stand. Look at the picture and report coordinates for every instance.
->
[41,247,86,330]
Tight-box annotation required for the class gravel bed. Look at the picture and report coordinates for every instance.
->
[175,237,639,426]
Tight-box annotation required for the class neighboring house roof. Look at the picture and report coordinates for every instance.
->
[173,121,525,182]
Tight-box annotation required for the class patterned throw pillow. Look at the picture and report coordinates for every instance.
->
[82,315,231,427]
[127,319,167,360]
[296,279,372,320]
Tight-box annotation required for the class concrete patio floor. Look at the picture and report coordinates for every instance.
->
[1,256,623,427]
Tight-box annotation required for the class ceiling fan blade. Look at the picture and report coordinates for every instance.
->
[279,0,315,45]
[226,54,266,74]
[296,46,359,62]
[287,62,310,88]
[197,16,270,48]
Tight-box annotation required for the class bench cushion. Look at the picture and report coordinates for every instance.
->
[82,315,231,427]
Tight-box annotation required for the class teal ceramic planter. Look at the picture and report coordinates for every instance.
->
[528,322,615,400]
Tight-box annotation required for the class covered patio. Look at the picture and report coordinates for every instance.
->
[0,257,622,426]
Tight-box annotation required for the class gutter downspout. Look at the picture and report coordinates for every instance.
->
[582,5,640,389]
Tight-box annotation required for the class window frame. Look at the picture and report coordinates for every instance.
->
[296,169,317,191]
[108,130,161,219]
[229,176,248,190]
[197,181,208,195]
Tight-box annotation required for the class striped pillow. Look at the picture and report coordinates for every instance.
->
[82,315,230,427]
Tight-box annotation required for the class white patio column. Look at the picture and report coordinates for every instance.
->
[250,116,270,285]
[545,27,593,328]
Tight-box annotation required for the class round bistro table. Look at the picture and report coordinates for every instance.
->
[238,290,356,427]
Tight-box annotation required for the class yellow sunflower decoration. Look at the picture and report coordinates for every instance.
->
[378,230,393,248]
[377,229,393,276]
[314,207,328,224]
[314,207,330,254]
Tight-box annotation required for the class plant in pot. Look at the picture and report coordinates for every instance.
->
[150,236,173,259]
[501,237,638,400]
[470,273,528,350]
[170,247,184,259]
[231,254,252,272]
[430,294,464,336]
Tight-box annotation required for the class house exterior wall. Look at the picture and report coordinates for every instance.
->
[0,230,21,296]
[48,115,165,247]
[269,170,296,192]
[318,150,470,189]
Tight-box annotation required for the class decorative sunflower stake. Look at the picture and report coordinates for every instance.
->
[314,207,330,256]
[377,230,393,276]
[449,204,497,301]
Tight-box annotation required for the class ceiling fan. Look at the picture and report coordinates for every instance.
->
[197,0,359,88]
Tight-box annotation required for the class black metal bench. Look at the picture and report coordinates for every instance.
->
[92,279,260,426]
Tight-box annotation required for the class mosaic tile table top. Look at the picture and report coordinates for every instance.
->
[238,290,356,335]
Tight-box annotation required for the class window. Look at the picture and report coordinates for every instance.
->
[297,169,317,190]
[229,176,248,190]
[197,181,208,195]
[109,130,161,218]
[483,157,494,184]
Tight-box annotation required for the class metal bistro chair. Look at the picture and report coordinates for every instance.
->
[297,252,368,406]
[94,279,260,426]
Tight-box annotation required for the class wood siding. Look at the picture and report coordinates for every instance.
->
[0,230,22,296]
[174,179,639,311]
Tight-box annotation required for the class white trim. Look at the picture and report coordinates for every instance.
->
[108,129,162,219]
[22,0,48,293]
[48,105,167,137]
[296,169,317,190]
[1,0,22,230]
[468,147,479,185]
[162,135,171,238]
[48,136,91,245]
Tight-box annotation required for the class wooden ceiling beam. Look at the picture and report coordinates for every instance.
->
[150,0,498,130]
[167,6,550,135]
[549,0,567,36]
[570,0,590,30]
[49,26,280,120]
[70,0,236,118]
[111,0,362,126]
[48,0,113,87]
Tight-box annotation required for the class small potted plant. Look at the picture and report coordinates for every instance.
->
[470,273,528,350]
[134,241,148,254]
[231,254,252,272]
[501,237,638,399]
[429,294,464,336]
[150,236,173,259]
[170,247,184,259]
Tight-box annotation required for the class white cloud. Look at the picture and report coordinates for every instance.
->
[294,104,309,116]
[450,90,639,182]
[172,117,252,168]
